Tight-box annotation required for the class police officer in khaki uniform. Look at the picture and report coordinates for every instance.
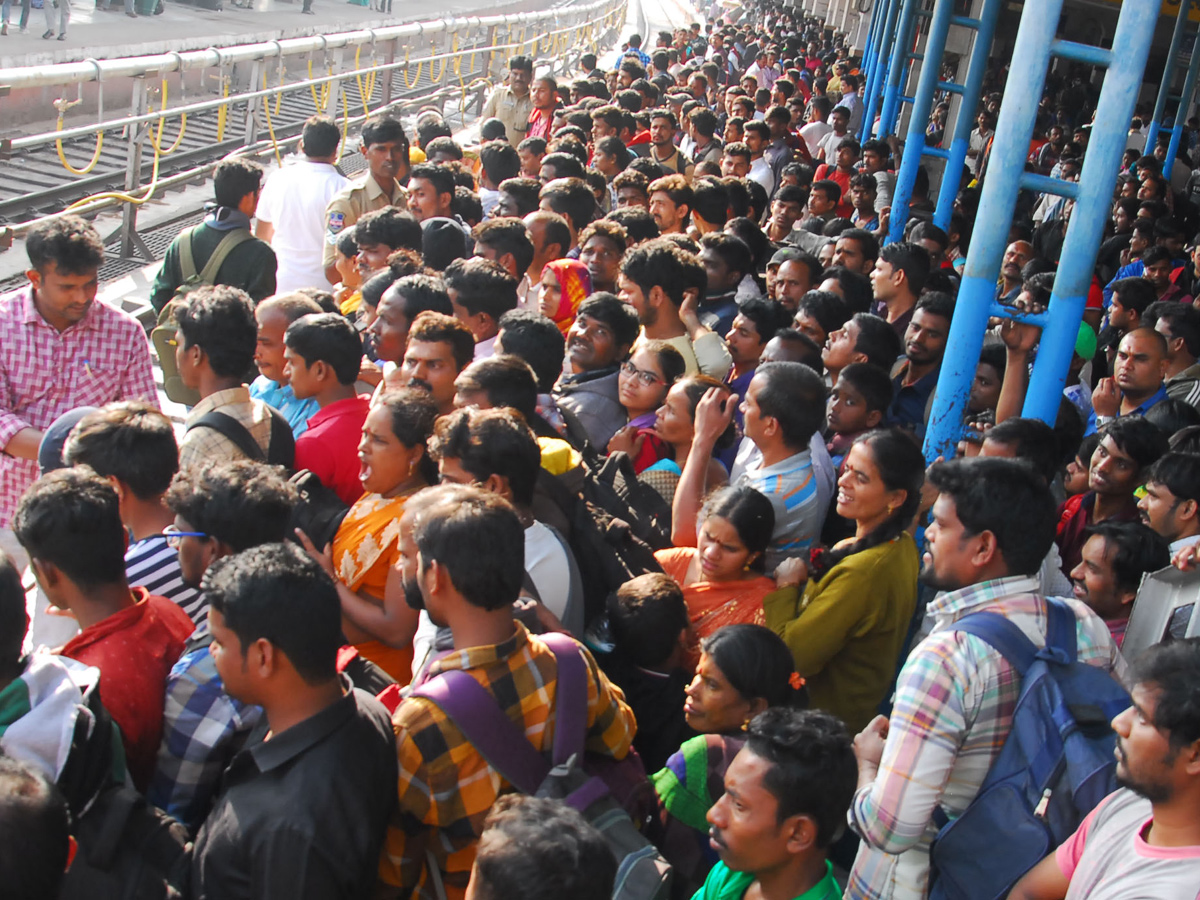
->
[480,55,534,146]
[322,115,412,285]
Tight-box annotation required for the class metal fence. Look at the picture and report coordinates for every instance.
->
[0,0,627,256]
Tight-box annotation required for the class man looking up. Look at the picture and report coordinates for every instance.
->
[889,292,953,438]
[0,216,157,569]
[397,311,476,416]
[322,116,411,283]
[821,312,904,387]
[256,116,350,292]
[481,56,534,146]
[14,468,194,791]
[1068,521,1169,648]
[1139,452,1200,554]
[1088,327,1170,435]
[556,292,640,448]
[698,233,753,337]
[190,543,398,898]
[702,709,857,900]
[1010,639,1200,899]
[849,457,1122,899]
[249,293,323,438]
[379,485,635,900]
[871,241,930,341]
[724,298,789,422]
[444,257,520,360]
[283,313,370,506]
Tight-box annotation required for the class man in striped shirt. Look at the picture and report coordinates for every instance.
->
[63,402,202,624]
[847,457,1124,900]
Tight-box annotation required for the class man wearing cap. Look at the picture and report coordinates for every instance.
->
[322,116,411,286]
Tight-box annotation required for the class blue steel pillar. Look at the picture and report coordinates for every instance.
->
[878,0,922,139]
[933,0,1004,228]
[1164,36,1200,172]
[862,0,903,140]
[922,0,1161,461]
[1143,5,1189,153]
[885,0,956,244]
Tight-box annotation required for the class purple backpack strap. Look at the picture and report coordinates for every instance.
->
[411,669,549,793]
[538,632,589,766]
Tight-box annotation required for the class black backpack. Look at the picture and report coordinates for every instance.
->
[185,408,295,469]
[288,468,351,551]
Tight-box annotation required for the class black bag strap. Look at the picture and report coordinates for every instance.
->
[186,410,265,462]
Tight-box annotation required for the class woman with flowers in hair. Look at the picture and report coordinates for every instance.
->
[765,427,924,734]
[539,258,592,334]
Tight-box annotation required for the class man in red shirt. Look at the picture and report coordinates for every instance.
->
[13,468,193,790]
[283,312,371,507]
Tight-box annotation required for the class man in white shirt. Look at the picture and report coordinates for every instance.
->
[744,121,776,197]
[745,48,781,93]
[255,116,350,293]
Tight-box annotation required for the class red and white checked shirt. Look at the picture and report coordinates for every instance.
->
[0,285,158,526]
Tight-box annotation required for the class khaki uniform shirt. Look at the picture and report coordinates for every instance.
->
[481,85,533,144]
[322,175,410,267]
[648,146,695,179]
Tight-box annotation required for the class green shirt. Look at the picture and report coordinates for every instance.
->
[693,860,841,900]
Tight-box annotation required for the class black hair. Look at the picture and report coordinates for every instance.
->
[409,162,456,199]
[605,206,660,243]
[836,362,894,414]
[507,54,533,72]
[977,343,1008,382]
[212,157,264,208]
[432,407,541,507]
[1083,520,1170,593]
[767,328,824,375]
[541,152,588,182]
[1146,451,1200,505]
[0,756,71,900]
[1148,301,1200,357]
[411,484,526,610]
[203,542,342,684]
[745,708,857,847]
[409,311,477,371]
[165,460,299,550]
[837,228,879,263]
[910,220,949,250]
[473,218,536,275]
[914,289,956,324]
[595,135,632,170]
[691,178,731,227]
[820,428,924,572]
[426,136,464,162]
[301,115,341,158]
[498,177,543,217]
[702,485,776,572]
[877,241,931,296]
[443,257,519,321]
[361,114,409,149]
[0,552,25,679]
[736,296,790,345]
[474,795,617,900]
[26,214,105,275]
[1101,416,1170,476]
[926,456,1056,577]
[356,207,423,252]
[1141,245,1173,268]
[607,572,689,669]
[822,266,874,314]
[63,401,178,501]
[755,361,827,448]
[796,290,850,337]
[336,229,359,259]
[1144,398,1200,437]
[496,309,567,393]
[13,467,126,589]
[540,177,596,232]
[1128,638,1200,751]
[985,417,1060,484]
[621,239,693,309]
[455,355,539,422]
[174,285,257,378]
[389,273,453,323]
[701,624,801,710]
[284,312,363,386]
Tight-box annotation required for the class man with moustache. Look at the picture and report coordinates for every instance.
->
[391,312,476,416]
[1066,521,1168,649]
[848,457,1123,900]
[1010,639,1200,898]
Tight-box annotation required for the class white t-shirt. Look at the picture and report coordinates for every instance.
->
[749,156,776,197]
[817,128,849,163]
[800,121,833,158]
[256,157,351,292]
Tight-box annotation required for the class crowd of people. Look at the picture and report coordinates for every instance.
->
[2,1,1200,899]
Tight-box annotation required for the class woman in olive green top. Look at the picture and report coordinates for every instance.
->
[764,429,924,734]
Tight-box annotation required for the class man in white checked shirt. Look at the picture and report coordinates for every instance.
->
[0,216,158,571]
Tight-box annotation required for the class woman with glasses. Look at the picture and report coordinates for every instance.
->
[297,388,438,685]
[606,340,686,473]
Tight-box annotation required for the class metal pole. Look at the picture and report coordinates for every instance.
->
[1023,5,1160,423]
[877,0,921,140]
[859,0,884,111]
[862,0,901,140]
[922,0,1062,461]
[1165,34,1200,172]
[885,0,955,244]
[119,76,151,261]
[933,0,1003,227]
[1145,3,1188,153]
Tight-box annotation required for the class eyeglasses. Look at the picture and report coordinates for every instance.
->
[619,360,665,386]
[164,525,208,549]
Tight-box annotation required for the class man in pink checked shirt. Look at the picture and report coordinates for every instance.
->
[0,216,158,569]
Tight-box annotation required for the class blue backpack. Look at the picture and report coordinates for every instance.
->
[927,598,1130,900]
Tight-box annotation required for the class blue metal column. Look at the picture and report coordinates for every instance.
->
[1164,35,1200,172]
[878,0,922,140]
[921,0,1063,460]
[884,0,956,244]
[860,0,886,97]
[860,0,897,140]
[1144,5,1188,153]
[1023,8,1160,423]
[933,0,1004,228]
